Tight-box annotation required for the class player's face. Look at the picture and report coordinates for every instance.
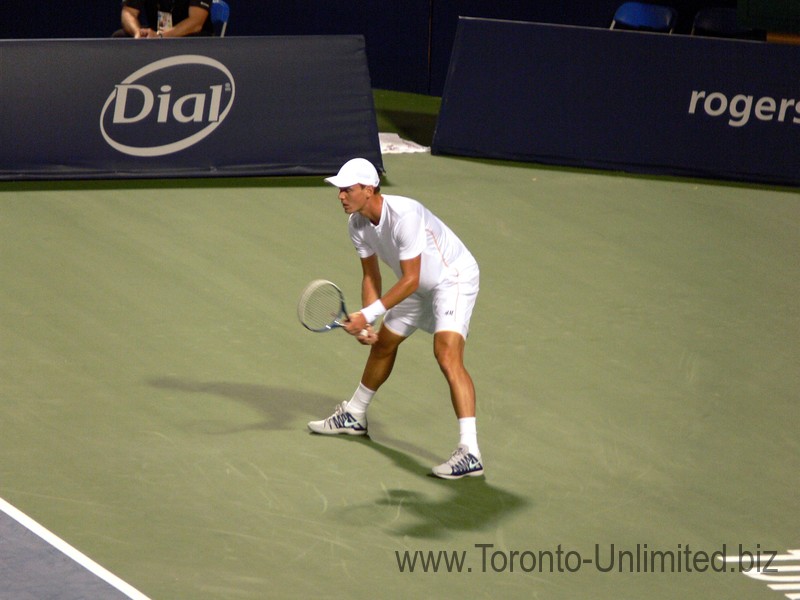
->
[338,184,370,215]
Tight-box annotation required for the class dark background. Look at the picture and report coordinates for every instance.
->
[0,0,742,94]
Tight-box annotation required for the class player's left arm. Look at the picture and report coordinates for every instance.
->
[345,254,420,333]
[381,255,420,310]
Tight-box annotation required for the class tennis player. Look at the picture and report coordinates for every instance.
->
[307,158,484,479]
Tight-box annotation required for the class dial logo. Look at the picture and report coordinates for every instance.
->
[100,55,235,157]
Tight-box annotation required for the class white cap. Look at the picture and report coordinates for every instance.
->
[324,158,380,188]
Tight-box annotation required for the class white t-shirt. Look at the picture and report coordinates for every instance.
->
[348,194,477,292]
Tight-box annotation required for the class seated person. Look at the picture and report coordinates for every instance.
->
[115,0,212,38]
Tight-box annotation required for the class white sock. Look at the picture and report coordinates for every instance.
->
[458,417,480,458]
[345,383,375,416]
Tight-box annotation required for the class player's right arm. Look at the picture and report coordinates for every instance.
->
[359,254,382,307]
[346,254,382,344]
[344,253,384,335]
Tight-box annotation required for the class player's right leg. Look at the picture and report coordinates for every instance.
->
[307,326,406,436]
[359,325,406,391]
[307,400,368,435]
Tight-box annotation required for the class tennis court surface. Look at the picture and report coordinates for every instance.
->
[1,150,798,599]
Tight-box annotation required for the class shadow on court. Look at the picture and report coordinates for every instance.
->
[148,376,337,433]
[344,436,530,540]
[148,376,529,540]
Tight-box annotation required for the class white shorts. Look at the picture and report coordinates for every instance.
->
[382,263,479,339]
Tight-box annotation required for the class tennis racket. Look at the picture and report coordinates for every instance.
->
[297,279,350,332]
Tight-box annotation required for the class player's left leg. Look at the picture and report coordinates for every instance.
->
[431,335,483,479]
[433,331,475,419]
[429,271,484,479]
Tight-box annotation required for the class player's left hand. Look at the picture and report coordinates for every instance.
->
[356,324,378,345]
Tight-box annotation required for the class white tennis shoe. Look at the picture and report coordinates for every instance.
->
[307,402,368,436]
[432,444,484,479]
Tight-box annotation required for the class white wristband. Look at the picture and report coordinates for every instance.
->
[360,300,387,324]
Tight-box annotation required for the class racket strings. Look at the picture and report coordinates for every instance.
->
[299,281,345,331]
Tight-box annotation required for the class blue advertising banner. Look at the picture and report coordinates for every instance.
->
[433,18,800,187]
[0,36,382,180]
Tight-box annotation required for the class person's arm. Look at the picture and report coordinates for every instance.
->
[160,6,209,37]
[121,5,145,37]
[345,254,421,334]
[380,255,420,313]
[359,254,382,307]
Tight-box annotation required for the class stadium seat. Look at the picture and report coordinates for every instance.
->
[610,2,678,33]
[211,0,230,37]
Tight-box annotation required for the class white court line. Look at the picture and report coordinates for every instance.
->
[0,496,151,600]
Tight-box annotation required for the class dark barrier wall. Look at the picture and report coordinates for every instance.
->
[432,18,800,187]
[428,1,632,98]
[0,36,382,180]
[1,0,737,95]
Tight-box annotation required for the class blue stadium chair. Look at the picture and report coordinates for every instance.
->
[211,0,230,37]
[691,7,761,40]
[610,2,678,33]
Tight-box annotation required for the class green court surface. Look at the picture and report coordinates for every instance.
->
[1,149,798,599]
